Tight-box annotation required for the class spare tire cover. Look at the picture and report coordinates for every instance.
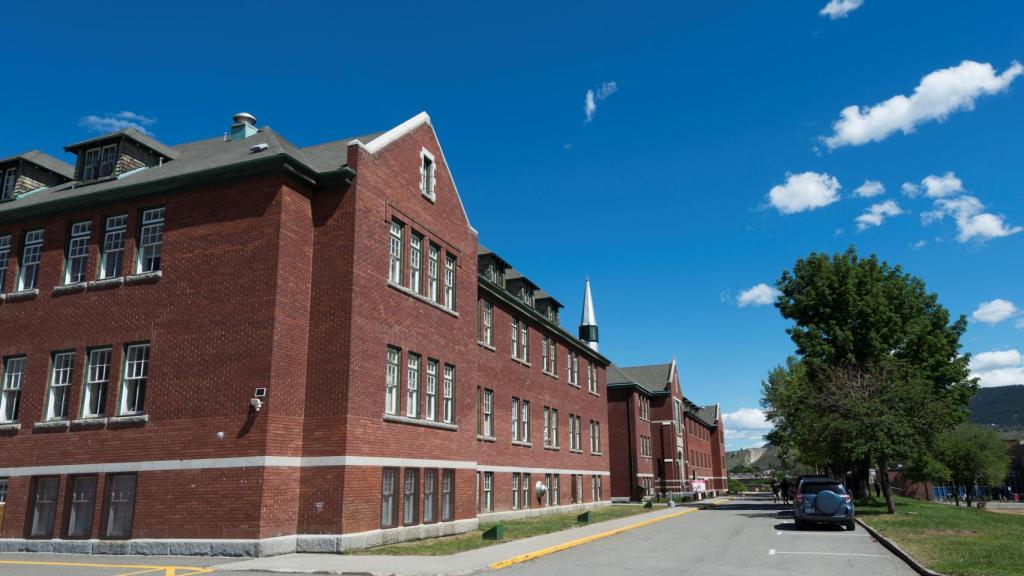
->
[815,490,842,514]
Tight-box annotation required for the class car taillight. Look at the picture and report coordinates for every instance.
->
[795,494,803,504]
[844,494,852,503]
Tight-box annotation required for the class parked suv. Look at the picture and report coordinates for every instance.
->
[793,476,855,531]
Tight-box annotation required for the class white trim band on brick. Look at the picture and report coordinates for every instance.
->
[0,455,479,477]
[475,464,611,476]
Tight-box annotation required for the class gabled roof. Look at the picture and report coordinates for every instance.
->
[64,127,180,160]
[534,289,563,309]
[0,150,75,180]
[299,131,384,173]
[608,362,674,396]
[698,405,720,426]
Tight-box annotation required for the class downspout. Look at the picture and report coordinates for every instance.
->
[626,392,636,500]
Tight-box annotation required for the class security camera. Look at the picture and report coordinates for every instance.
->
[250,397,263,412]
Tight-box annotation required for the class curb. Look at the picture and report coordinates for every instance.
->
[856,518,948,576]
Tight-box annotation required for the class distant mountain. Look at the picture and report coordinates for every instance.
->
[727,444,782,471]
[969,385,1024,431]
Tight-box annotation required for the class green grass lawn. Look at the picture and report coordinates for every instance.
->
[349,504,650,556]
[857,496,1024,576]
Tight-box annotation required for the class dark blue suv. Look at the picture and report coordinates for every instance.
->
[793,476,855,531]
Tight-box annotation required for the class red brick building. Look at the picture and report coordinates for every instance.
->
[606,362,727,500]
[0,112,611,555]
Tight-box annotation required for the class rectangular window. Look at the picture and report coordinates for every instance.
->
[551,409,558,448]
[511,397,520,441]
[521,400,530,443]
[590,420,601,454]
[423,469,437,524]
[552,475,560,506]
[0,167,15,200]
[136,207,164,274]
[389,220,403,284]
[18,229,43,291]
[575,475,583,504]
[99,215,127,279]
[119,344,149,415]
[66,476,98,539]
[403,469,419,525]
[442,365,454,424]
[385,347,400,415]
[0,235,10,292]
[46,352,74,421]
[588,364,598,394]
[381,468,398,528]
[99,144,116,178]
[568,414,577,450]
[520,322,529,362]
[1,356,26,422]
[510,318,519,359]
[482,388,493,437]
[522,473,531,509]
[480,301,493,346]
[64,221,91,285]
[425,359,438,421]
[82,348,110,418]
[29,477,60,538]
[482,472,493,512]
[427,244,440,302]
[543,407,550,446]
[441,469,454,521]
[409,233,422,294]
[542,337,549,373]
[421,152,436,198]
[544,474,552,507]
[406,354,420,418]
[0,478,7,503]
[567,352,579,385]
[512,473,520,511]
[444,254,456,310]
[83,147,106,181]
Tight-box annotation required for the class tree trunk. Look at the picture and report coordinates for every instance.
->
[855,457,871,499]
[879,454,896,514]
[952,477,960,507]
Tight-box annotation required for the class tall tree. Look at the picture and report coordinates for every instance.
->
[763,247,975,512]
[935,423,1011,507]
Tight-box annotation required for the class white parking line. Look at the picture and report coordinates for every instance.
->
[769,549,884,558]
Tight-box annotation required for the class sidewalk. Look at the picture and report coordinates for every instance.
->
[214,498,728,575]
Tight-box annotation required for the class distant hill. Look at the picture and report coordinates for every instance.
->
[968,385,1024,431]
[727,444,782,471]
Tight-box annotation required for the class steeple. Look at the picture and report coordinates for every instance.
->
[579,277,599,352]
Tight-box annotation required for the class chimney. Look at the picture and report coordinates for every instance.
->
[230,112,258,141]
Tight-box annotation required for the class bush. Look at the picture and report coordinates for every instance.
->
[729,479,747,493]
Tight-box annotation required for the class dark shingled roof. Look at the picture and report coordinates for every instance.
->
[0,150,74,180]
[298,131,384,173]
[609,363,674,395]
[64,127,180,160]
[698,405,719,426]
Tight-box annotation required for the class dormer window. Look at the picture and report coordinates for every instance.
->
[1,167,15,200]
[420,149,436,201]
[83,144,117,181]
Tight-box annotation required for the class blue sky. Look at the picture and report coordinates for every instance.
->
[3,1,1022,448]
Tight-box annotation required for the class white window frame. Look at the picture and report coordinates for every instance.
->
[45,351,74,421]
[419,148,436,201]
[136,207,164,274]
[442,365,454,424]
[427,244,440,302]
[522,473,531,509]
[425,359,438,421]
[0,235,11,292]
[588,363,598,395]
[482,388,493,437]
[543,406,550,446]
[510,318,519,359]
[409,233,422,294]
[99,215,127,279]
[512,472,520,511]
[441,469,454,521]
[444,253,456,310]
[18,229,43,291]
[385,347,400,415]
[521,400,530,443]
[64,221,91,285]
[480,300,493,345]
[389,220,403,284]
[99,144,117,178]
[511,397,520,441]
[83,348,111,418]
[406,354,420,418]
[119,343,150,415]
[520,322,529,362]
[381,468,398,528]
[482,471,493,512]
[1,357,26,422]
[403,469,419,526]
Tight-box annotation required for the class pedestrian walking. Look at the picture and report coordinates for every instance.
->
[770,479,780,504]
[780,478,791,505]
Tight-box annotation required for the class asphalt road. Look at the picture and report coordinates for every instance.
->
[497,495,917,576]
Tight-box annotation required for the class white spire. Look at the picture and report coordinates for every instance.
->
[579,277,599,352]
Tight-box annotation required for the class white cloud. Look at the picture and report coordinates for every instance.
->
[972,299,1019,325]
[855,200,904,230]
[970,349,1024,387]
[901,182,920,196]
[911,240,927,249]
[583,81,618,123]
[768,172,841,214]
[79,111,157,135]
[854,180,885,198]
[924,195,1022,242]
[823,60,1023,149]
[921,172,964,198]
[723,408,771,448]
[820,0,863,19]
[738,283,781,307]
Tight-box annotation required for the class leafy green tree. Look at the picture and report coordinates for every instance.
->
[935,423,1011,507]
[762,247,975,513]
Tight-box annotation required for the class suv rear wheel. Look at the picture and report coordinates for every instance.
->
[845,519,856,531]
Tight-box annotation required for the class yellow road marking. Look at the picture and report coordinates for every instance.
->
[0,560,213,576]
[489,507,700,570]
